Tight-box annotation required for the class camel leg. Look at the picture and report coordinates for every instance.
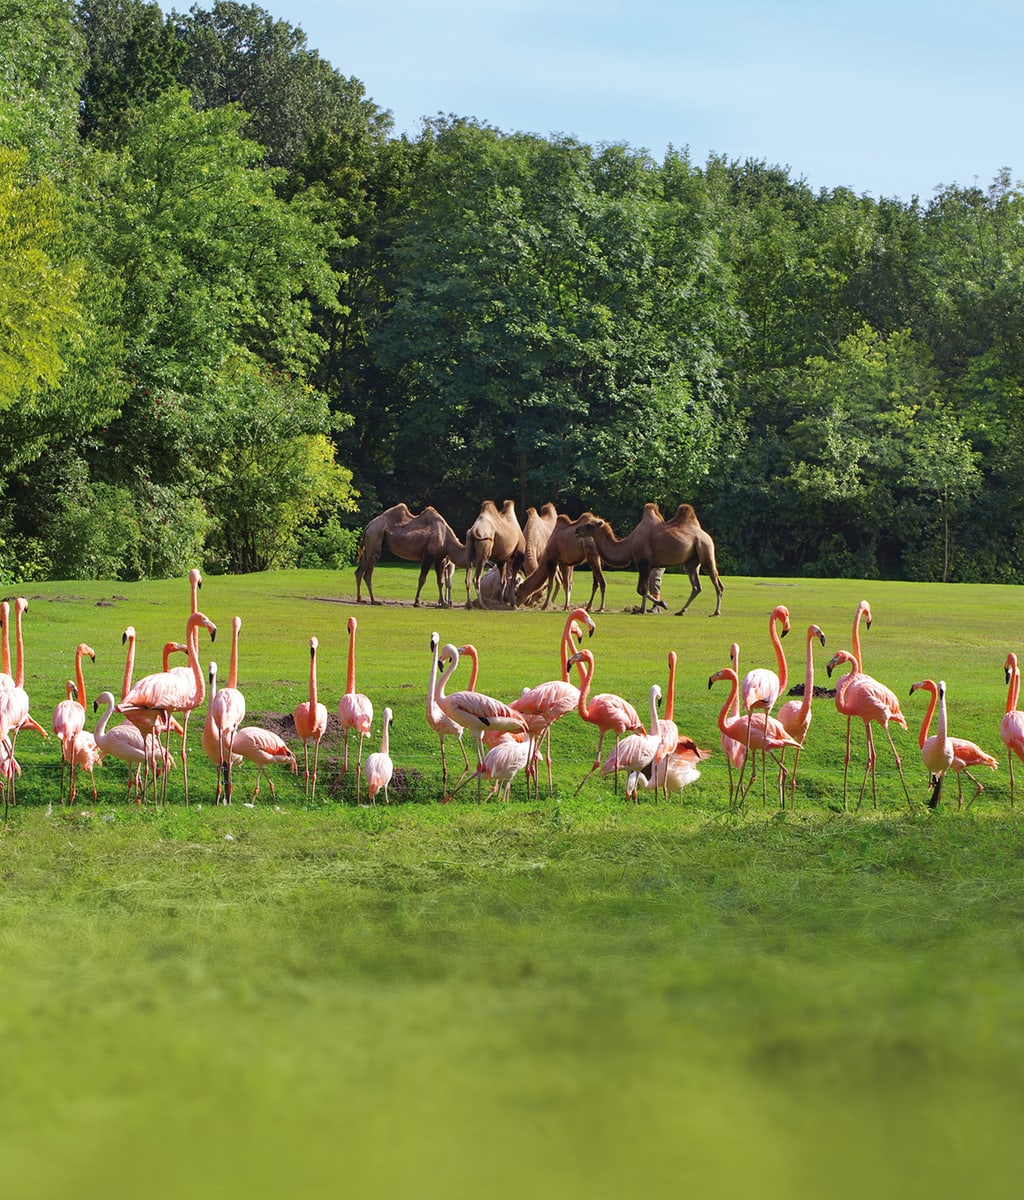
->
[413,559,432,607]
[675,569,702,616]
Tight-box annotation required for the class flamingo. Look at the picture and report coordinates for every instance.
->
[426,631,471,799]
[364,707,394,804]
[117,611,217,804]
[707,667,800,806]
[827,649,912,811]
[566,647,646,795]
[719,643,747,803]
[337,615,373,800]
[434,643,529,791]
[509,611,594,798]
[775,624,827,805]
[480,732,534,802]
[294,637,329,802]
[66,729,103,804]
[600,683,662,795]
[210,616,246,801]
[626,752,701,801]
[739,605,790,801]
[1000,652,1024,808]
[914,678,954,808]
[910,678,995,809]
[203,661,243,802]
[0,599,46,813]
[232,726,297,802]
[52,643,96,804]
[93,691,171,803]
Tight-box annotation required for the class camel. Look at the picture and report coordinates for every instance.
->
[515,513,607,612]
[465,500,526,608]
[520,504,574,608]
[355,503,468,607]
[574,503,724,616]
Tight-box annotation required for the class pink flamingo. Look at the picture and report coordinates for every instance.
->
[827,649,912,811]
[203,661,243,796]
[566,647,646,795]
[51,643,96,804]
[232,726,297,803]
[626,752,701,800]
[916,678,954,808]
[93,690,171,804]
[775,624,827,805]
[0,599,46,814]
[1000,653,1024,808]
[427,631,472,799]
[117,611,217,804]
[210,616,246,801]
[601,683,663,795]
[910,678,996,809]
[434,643,529,791]
[708,667,800,806]
[364,707,394,804]
[294,636,330,801]
[337,615,373,800]
[509,611,594,798]
[739,605,790,801]
[719,643,746,803]
[480,733,534,801]
[66,729,103,803]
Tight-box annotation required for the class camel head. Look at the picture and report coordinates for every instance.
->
[573,514,606,540]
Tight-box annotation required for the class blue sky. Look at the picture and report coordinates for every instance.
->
[233,0,1019,200]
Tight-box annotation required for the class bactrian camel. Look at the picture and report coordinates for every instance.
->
[516,512,607,612]
[575,503,723,616]
[465,499,526,608]
[355,504,468,607]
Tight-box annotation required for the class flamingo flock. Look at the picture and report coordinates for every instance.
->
[0,579,1018,817]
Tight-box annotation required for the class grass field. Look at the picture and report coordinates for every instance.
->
[2,566,1024,1198]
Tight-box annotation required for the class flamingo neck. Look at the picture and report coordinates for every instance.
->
[75,648,89,711]
[729,646,740,718]
[573,653,594,718]
[14,600,26,689]
[380,716,391,756]
[346,624,357,694]
[917,684,937,749]
[715,670,740,736]
[309,644,319,707]
[228,618,241,690]
[665,652,677,722]
[797,629,816,720]
[436,647,460,704]
[95,693,115,738]
[1,603,9,678]
[1008,659,1020,714]
[936,688,948,742]
[185,616,207,706]
[648,685,660,733]
[770,614,788,692]
[852,604,869,673]
[460,646,479,691]
[122,631,135,701]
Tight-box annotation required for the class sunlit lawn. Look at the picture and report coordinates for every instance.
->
[2,566,1024,1199]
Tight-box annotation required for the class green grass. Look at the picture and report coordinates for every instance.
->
[3,567,1024,1198]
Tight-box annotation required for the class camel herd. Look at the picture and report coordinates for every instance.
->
[354,499,725,615]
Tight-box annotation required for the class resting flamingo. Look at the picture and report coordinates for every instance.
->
[364,707,395,804]
[739,605,790,800]
[708,667,800,806]
[433,643,529,794]
[209,616,246,801]
[117,611,217,804]
[566,647,646,795]
[1000,652,1024,808]
[294,637,329,802]
[232,726,297,803]
[426,631,472,799]
[910,678,996,809]
[337,616,374,800]
[827,649,912,811]
[775,624,826,805]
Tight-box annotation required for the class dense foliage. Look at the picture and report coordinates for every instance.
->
[0,0,1020,581]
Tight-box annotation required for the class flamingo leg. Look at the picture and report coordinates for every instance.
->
[884,724,914,811]
[842,718,853,811]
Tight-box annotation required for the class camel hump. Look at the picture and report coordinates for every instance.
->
[641,503,665,520]
[669,503,699,525]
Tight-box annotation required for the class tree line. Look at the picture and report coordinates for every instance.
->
[1,0,1020,583]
